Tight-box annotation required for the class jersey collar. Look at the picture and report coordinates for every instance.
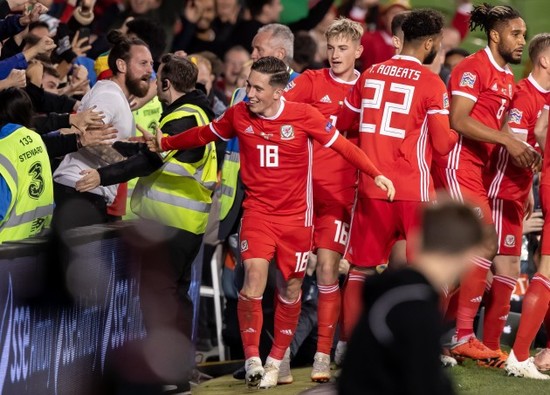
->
[484,47,514,75]
[258,98,285,120]
[329,68,360,85]
[392,54,422,65]
[527,73,550,94]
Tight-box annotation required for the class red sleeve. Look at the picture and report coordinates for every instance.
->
[330,134,381,179]
[337,74,363,132]
[507,90,532,137]
[425,78,457,155]
[449,60,482,103]
[161,124,218,151]
[283,71,313,102]
[303,104,340,146]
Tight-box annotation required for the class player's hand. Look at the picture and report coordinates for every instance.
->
[374,175,395,202]
[70,106,105,131]
[76,169,101,192]
[78,125,117,147]
[505,135,536,168]
[523,210,544,235]
[142,126,164,152]
[531,150,543,172]
[4,69,26,89]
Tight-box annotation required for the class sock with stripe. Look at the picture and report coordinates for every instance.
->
[456,256,492,340]
[237,292,263,360]
[513,274,550,361]
[341,269,367,342]
[317,282,341,355]
[483,274,516,350]
[269,292,302,361]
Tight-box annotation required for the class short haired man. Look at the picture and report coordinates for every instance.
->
[283,17,364,383]
[146,56,394,389]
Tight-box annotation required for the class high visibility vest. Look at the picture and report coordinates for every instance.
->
[124,96,163,220]
[219,138,240,221]
[130,103,217,234]
[0,125,54,243]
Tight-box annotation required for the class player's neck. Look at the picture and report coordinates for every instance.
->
[110,75,130,100]
[531,67,550,91]
[259,99,282,118]
[488,45,508,68]
[331,67,356,82]
[397,48,422,64]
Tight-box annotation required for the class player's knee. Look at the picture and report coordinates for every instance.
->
[316,257,339,284]
[481,228,498,259]
[494,255,521,278]
[280,279,303,302]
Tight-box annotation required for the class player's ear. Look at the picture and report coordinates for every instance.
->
[116,58,127,74]
[541,54,550,69]
[424,37,433,53]
[356,43,364,59]
[489,29,500,44]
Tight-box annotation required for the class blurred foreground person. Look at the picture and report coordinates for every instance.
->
[339,202,483,395]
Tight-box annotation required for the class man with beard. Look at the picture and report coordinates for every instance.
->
[53,31,153,228]
[431,3,534,362]
[336,8,457,344]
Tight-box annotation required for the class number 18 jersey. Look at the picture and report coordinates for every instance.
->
[342,55,450,201]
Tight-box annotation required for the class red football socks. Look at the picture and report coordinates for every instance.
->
[340,270,367,342]
[317,282,341,355]
[269,292,302,361]
[483,274,516,350]
[513,274,550,361]
[237,292,263,360]
[456,256,492,340]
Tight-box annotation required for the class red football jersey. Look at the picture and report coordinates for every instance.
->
[438,47,516,169]
[339,55,452,202]
[486,75,550,201]
[284,68,359,204]
[209,100,339,226]
[540,94,550,186]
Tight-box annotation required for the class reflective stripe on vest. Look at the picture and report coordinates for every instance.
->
[137,186,211,213]
[2,204,54,228]
[0,153,18,186]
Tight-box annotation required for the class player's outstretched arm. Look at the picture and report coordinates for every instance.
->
[145,124,218,153]
[427,113,458,156]
[451,95,535,168]
[330,134,395,201]
[535,107,549,154]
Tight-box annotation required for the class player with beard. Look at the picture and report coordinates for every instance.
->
[336,8,457,355]
[53,30,153,228]
[431,3,534,362]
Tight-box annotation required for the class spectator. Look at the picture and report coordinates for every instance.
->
[339,0,380,30]
[444,48,470,72]
[172,0,220,57]
[218,45,250,102]
[309,5,338,65]
[291,31,319,73]
[194,51,228,117]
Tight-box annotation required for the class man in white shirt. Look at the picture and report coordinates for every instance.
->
[53,31,154,229]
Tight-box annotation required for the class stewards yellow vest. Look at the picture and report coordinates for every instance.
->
[130,103,217,234]
[0,125,54,243]
[124,96,164,220]
[219,146,239,221]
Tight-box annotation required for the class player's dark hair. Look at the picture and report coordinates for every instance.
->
[421,202,483,254]
[528,33,550,63]
[0,88,34,129]
[445,48,470,61]
[160,53,198,93]
[28,21,49,32]
[401,9,444,43]
[469,3,522,39]
[126,18,167,62]
[107,30,148,75]
[391,11,411,37]
[246,0,273,19]
[251,56,290,88]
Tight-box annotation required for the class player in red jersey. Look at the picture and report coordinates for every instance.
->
[283,17,363,383]
[336,8,457,358]
[145,57,395,389]
[504,34,550,379]
[479,34,550,369]
[431,3,533,361]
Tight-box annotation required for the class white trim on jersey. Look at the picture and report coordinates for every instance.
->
[484,47,514,75]
[305,139,314,227]
[451,90,478,103]
[209,123,230,141]
[343,175,360,260]
[544,104,550,111]
[258,99,285,120]
[445,167,465,202]
[492,198,504,255]
[528,73,550,94]
[511,127,528,135]
[324,130,340,148]
[487,146,509,199]
[427,109,450,115]
[329,69,360,85]
[417,116,430,202]
[447,134,463,171]
[344,97,361,113]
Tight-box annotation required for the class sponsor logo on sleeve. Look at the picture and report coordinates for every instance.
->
[325,121,334,133]
[459,72,476,89]
[443,92,449,109]
[241,240,249,252]
[508,108,523,124]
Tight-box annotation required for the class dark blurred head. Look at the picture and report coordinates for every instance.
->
[390,10,410,54]
[444,48,470,71]
[159,53,199,94]
[246,0,282,23]
[126,18,167,62]
[28,21,50,38]
[401,8,445,64]
[292,31,317,69]
[0,88,34,129]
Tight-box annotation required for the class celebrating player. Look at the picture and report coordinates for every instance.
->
[336,8,457,357]
[283,17,363,383]
[504,34,550,379]
[431,3,532,361]
[480,33,550,369]
[146,56,395,389]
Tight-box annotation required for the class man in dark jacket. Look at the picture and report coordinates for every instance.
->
[339,202,483,395]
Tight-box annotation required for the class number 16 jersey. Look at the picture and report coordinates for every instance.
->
[340,55,452,202]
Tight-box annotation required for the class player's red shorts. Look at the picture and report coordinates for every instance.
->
[540,184,550,255]
[491,198,523,256]
[432,165,493,225]
[313,198,352,255]
[239,215,313,281]
[345,198,423,267]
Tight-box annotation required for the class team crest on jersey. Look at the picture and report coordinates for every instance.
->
[473,207,483,219]
[459,72,476,88]
[241,240,249,252]
[325,121,334,133]
[280,125,294,140]
[284,80,296,92]
[509,108,523,124]
[443,93,449,109]
[504,235,515,248]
